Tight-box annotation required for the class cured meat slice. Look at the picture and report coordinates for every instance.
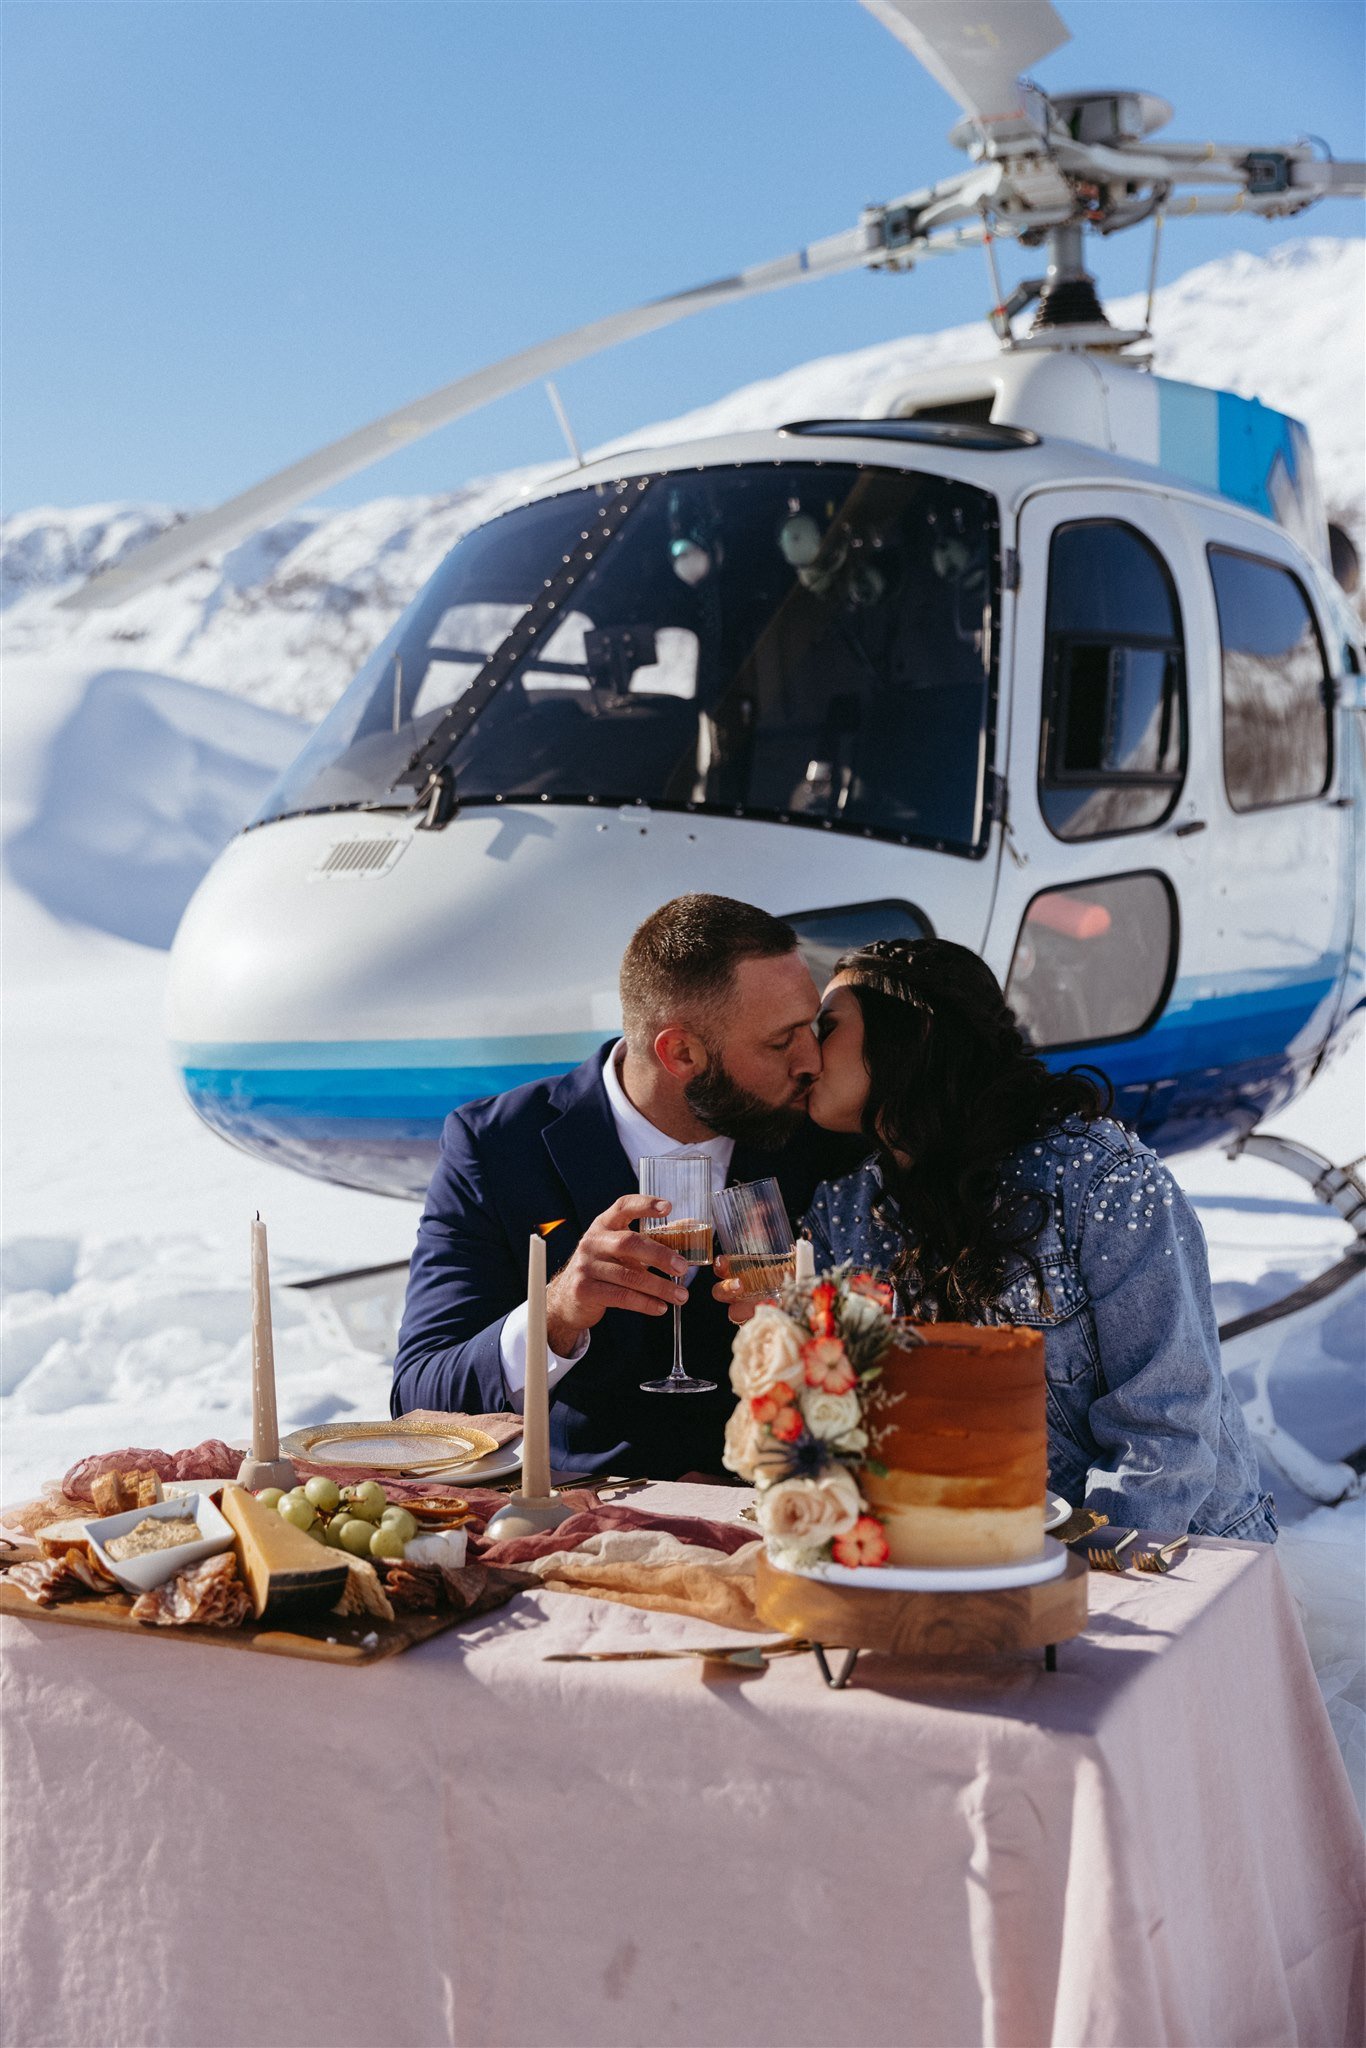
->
[3,1548,117,1605]
[129,1552,253,1629]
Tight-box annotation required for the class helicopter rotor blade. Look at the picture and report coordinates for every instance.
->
[59,222,883,612]
[1288,156,1365,196]
[860,0,1069,125]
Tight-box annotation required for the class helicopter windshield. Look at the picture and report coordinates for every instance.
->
[252,464,1000,851]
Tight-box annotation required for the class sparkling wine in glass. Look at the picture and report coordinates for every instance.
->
[713,1178,796,1298]
[638,1154,716,1394]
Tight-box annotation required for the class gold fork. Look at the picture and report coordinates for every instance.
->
[1134,1535,1189,1575]
[1083,1529,1137,1572]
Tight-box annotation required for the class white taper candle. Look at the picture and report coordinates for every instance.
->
[521,1232,552,1499]
[794,1237,816,1284]
[250,1213,280,1461]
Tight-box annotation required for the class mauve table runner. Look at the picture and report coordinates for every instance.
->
[2,1483,1362,2048]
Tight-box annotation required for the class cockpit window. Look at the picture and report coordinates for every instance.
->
[251,465,1000,852]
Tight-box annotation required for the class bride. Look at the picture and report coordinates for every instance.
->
[725,936,1276,1541]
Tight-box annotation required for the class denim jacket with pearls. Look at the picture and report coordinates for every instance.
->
[803,1118,1276,1541]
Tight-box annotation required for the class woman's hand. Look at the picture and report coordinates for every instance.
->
[711,1254,769,1327]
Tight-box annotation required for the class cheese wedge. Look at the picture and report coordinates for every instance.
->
[219,1485,350,1621]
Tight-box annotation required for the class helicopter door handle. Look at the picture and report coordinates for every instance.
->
[1172,819,1207,837]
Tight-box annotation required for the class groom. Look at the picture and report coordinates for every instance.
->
[391,894,844,1479]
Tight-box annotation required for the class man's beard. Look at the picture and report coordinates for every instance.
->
[684,1049,809,1151]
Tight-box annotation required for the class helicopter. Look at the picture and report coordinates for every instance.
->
[61,1,1366,1496]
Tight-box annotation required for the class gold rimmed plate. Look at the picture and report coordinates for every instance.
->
[280,1417,503,1476]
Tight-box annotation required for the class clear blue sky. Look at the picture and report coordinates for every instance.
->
[3,1,1362,514]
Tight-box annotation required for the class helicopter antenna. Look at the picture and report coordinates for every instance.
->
[59,0,1366,612]
[544,380,584,468]
[1144,207,1166,333]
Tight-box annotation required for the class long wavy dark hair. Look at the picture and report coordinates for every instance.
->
[832,937,1109,1319]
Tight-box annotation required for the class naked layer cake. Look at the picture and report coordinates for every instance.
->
[860,1325,1047,1566]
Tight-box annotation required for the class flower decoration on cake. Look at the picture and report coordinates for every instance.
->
[723,1267,899,1569]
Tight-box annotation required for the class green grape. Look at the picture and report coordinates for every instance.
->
[303,1476,342,1512]
[254,1488,284,1511]
[379,1507,418,1544]
[337,1518,376,1556]
[349,1480,387,1522]
[369,1525,407,1561]
[322,1516,349,1548]
[278,1495,316,1532]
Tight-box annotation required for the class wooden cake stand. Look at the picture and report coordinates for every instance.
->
[755,1548,1089,1688]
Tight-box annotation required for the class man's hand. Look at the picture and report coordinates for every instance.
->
[545,1194,692,1355]
[711,1254,766,1327]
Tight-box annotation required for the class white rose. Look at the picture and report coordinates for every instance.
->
[729,1304,805,1400]
[721,1399,766,1483]
[757,1468,863,1562]
[838,1290,889,1344]
[799,1386,866,1453]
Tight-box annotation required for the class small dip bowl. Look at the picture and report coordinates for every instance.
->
[85,1493,234,1593]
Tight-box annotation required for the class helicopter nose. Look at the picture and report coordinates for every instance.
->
[168,808,634,1196]
[168,803,983,1199]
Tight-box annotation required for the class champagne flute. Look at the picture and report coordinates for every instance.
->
[713,1178,796,1298]
[638,1155,716,1394]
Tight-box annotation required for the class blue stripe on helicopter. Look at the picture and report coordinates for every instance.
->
[1157,381,1309,524]
[175,974,1337,1120]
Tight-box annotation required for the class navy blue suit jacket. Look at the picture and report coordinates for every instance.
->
[390,1045,850,1479]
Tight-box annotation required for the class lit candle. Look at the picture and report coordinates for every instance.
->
[522,1232,551,1499]
[794,1237,815,1284]
[250,1212,280,1461]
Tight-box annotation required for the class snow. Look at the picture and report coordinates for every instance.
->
[2,237,1363,1806]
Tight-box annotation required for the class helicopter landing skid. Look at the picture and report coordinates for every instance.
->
[1219,1135,1366,1507]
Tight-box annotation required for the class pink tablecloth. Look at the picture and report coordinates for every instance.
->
[2,1483,1362,2048]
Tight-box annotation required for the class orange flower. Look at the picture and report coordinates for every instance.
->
[802,1336,855,1395]
[750,1381,797,1426]
[832,1515,890,1567]
[809,1281,837,1339]
[769,1402,805,1443]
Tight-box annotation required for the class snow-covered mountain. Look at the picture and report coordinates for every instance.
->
[3,239,1362,724]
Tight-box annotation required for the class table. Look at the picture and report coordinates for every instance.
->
[3,1483,1362,2048]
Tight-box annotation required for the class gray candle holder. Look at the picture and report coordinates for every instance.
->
[235,1454,298,1493]
[484,1492,576,1540]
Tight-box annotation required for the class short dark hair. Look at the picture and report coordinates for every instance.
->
[620,894,799,1049]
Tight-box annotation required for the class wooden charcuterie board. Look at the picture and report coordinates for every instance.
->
[0,1577,516,1665]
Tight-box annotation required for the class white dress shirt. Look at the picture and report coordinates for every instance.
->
[498,1040,734,1407]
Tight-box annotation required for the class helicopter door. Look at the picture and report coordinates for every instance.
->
[984,490,1203,1126]
[989,486,1351,1136]
[1176,507,1351,1116]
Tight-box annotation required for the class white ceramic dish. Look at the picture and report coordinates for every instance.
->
[445,1439,523,1485]
[782,1535,1069,1594]
[1044,1494,1072,1534]
[85,1493,234,1593]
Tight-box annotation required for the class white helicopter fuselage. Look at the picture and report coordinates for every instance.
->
[167,378,1364,1199]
